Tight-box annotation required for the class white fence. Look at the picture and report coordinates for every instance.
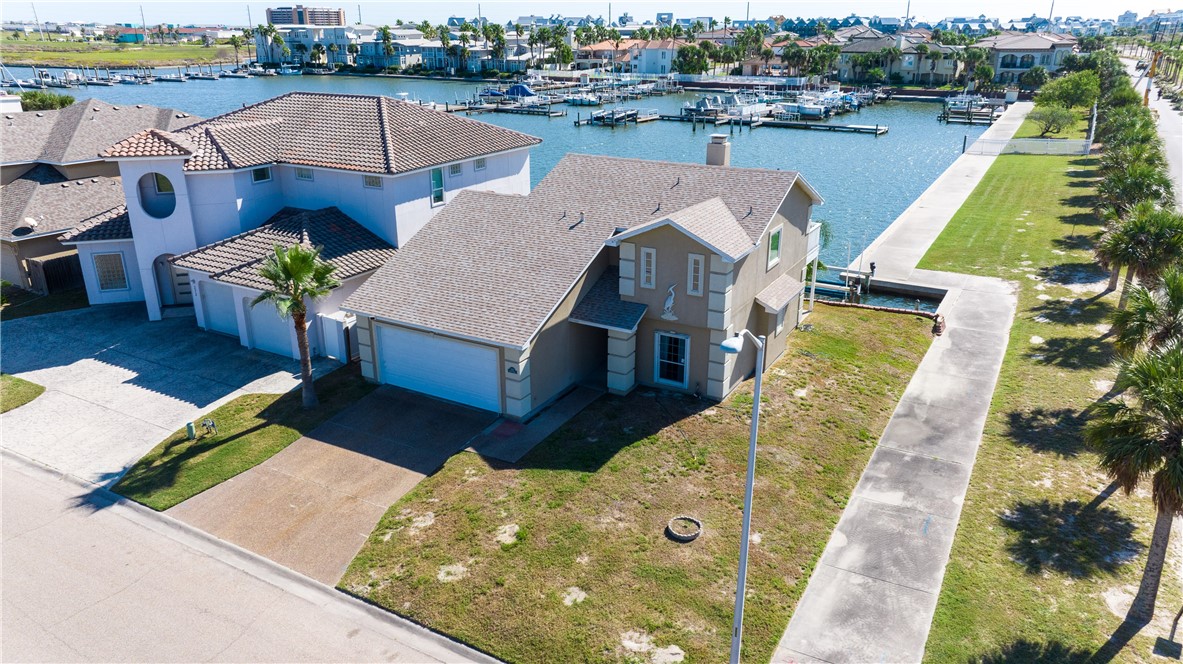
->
[965,138,1091,156]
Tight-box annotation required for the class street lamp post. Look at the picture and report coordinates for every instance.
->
[720,329,766,664]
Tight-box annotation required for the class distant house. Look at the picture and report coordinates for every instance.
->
[975,32,1077,83]
[343,140,825,419]
[70,92,539,361]
[0,100,198,293]
[837,35,962,83]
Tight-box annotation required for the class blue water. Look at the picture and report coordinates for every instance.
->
[6,66,986,266]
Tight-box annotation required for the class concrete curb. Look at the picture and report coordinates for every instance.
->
[1,447,502,664]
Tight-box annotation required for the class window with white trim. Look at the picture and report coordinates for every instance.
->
[251,167,272,183]
[775,308,786,334]
[767,225,782,270]
[93,252,128,291]
[654,331,689,388]
[687,253,704,296]
[474,157,487,171]
[153,173,174,194]
[363,175,383,188]
[640,247,656,289]
[430,168,445,205]
[295,167,314,181]
[448,163,462,177]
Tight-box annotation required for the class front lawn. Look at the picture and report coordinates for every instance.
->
[0,285,88,320]
[340,306,933,663]
[0,374,44,413]
[920,155,1181,660]
[114,364,375,510]
[1012,109,1092,140]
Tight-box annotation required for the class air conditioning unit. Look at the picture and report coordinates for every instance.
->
[318,311,359,362]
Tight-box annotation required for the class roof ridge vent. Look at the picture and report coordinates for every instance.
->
[569,212,584,231]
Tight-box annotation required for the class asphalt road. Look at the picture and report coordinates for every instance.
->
[1,452,494,663]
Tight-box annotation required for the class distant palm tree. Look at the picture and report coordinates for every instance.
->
[327,42,339,66]
[252,244,340,409]
[1111,266,1183,356]
[1084,344,1183,624]
[1096,202,1183,309]
[227,35,244,68]
[913,44,929,84]
[347,42,359,64]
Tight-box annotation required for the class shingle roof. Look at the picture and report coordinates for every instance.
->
[343,153,819,348]
[58,205,132,243]
[102,92,541,175]
[1,165,127,240]
[0,99,199,166]
[609,197,755,262]
[755,271,806,312]
[975,32,1077,50]
[569,267,648,333]
[171,206,394,291]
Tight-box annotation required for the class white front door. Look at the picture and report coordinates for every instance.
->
[376,324,501,412]
[654,332,690,389]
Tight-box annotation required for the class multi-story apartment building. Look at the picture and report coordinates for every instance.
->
[265,5,345,26]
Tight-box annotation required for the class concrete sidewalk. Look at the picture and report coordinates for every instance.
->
[774,103,1027,663]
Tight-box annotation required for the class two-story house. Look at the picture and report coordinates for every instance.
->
[976,32,1078,83]
[1,99,198,293]
[63,92,539,360]
[342,136,824,419]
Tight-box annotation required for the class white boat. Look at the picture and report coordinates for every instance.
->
[157,73,188,83]
[565,91,601,106]
[722,92,771,119]
[945,93,985,112]
[222,69,252,78]
[276,64,302,76]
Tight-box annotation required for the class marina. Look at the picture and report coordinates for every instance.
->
[1,64,988,267]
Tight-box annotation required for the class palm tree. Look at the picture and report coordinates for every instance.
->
[272,33,285,64]
[1098,162,1175,214]
[760,47,774,75]
[913,44,929,84]
[437,26,450,68]
[880,46,902,79]
[347,42,359,65]
[1097,202,1183,309]
[327,42,338,66]
[1111,266,1183,355]
[1084,344,1183,624]
[227,35,244,68]
[252,244,340,409]
[1101,142,1165,177]
[311,43,325,66]
[241,27,254,63]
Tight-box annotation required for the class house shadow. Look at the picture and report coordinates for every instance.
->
[967,639,1092,664]
[514,389,713,473]
[1005,407,1087,457]
[1030,336,1114,370]
[1000,498,1143,578]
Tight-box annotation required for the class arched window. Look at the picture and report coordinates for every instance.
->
[137,172,176,219]
[1000,54,1018,68]
[1019,54,1035,68]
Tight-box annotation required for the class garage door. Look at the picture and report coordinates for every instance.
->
[248,300,293,357]
[201,281,239,337]
[376,325,501,412]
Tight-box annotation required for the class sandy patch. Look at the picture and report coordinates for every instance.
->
[437,563,468,582]
[1030,336,1045,344]
[619,631,685,663]
[1037,294,1053,300]
[406,512,434,535]
[1033,315,1051,323]
[751,532,763,544]
[653,646,686,663]
[1095,324,1111,335]
[621,631,655,654]
[793,388,808,398]
[1092,379,1114,393]
[576,553,590,565]
[1016,228,1027,233]
[1026,273,1042,281]
[495,523,520,545]
[563,586,587,606]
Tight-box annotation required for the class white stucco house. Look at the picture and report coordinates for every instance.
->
[63,92,540,361]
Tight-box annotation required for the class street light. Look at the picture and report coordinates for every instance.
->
[720,329,766,664]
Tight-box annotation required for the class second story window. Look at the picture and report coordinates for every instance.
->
[295,167,314,181]
[154,173,174,194]
[252,167,272,184]
[474,157,487,171]
[640,247,656,289]
[448,163,462,177]
[363,175,383,189]
[687,254,704,296]
[767,226,782,270]
[430,168,444,205]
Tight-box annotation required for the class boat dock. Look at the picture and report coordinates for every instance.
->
[658,114,888,135]
[574,108,660,127]
[459,103,567,117]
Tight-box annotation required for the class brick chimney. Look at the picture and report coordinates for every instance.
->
[706,134,731,166]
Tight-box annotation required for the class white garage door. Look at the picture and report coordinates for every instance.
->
[247,300,293,358]
[376,325,501,412]
[201,282,239,337]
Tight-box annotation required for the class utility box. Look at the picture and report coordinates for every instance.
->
[1004,87,1019,103]
[318,311,359,362]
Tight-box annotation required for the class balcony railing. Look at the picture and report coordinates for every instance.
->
[806,221,821,262]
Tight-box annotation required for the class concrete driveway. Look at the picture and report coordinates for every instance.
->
[1,304,332,485]
[167,386,498,584]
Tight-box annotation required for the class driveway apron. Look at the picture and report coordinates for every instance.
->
[167,386,498,585]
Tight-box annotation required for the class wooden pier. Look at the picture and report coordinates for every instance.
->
[658,114,888,135]
[454,103,566,118]
[574,108,660,127]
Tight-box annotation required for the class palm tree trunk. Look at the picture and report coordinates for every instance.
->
[1128,506,1173,623]
[292,311,318,408]
[1107,266,1121,292]
[1118,268,1136,310]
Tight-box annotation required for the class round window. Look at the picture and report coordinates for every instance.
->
[137,172,177,219]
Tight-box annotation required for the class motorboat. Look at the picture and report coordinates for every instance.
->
[276,64,302,75]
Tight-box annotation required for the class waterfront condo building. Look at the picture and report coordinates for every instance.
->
[265,5,346,26]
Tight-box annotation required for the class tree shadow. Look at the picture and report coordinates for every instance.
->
[1061,194,1099,210]
[1067,179,1097,188]
[1059,211,1102,227]
[1030,336,1115,370]
[1052,234,1097,252]
[1029,292,1113,325]
[968,639,1092,663]
[1000,499,1143,578]
[1069,157,1100,168]
[1005,407,1087,457]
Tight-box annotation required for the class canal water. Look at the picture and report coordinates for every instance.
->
[6,66,987,269]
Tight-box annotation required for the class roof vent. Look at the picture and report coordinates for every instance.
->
[112,106,120,110]
[613,226,628,235]
[672,176,680,188]
[569,212,584,230]
[35,112,44,117]
[136,104,144,108]
[652,202,661,214]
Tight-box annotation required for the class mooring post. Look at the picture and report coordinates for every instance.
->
[962,134,968,153]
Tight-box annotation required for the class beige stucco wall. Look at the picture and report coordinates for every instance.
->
[528,252,610,410]
[1,164,34,185]
[58,161,120,180]
[1,235,72,290]
[619,224,714,326]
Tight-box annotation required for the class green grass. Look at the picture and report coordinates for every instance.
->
[1013,110,1092,140]
[114,364,376,511]
[0,40,236,67]
[0,374,44,413]
[0,285,89,320]
[339,306,933,664]
[920,155,1181,661]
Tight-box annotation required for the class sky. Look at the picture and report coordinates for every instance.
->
[3,0,1163,27]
